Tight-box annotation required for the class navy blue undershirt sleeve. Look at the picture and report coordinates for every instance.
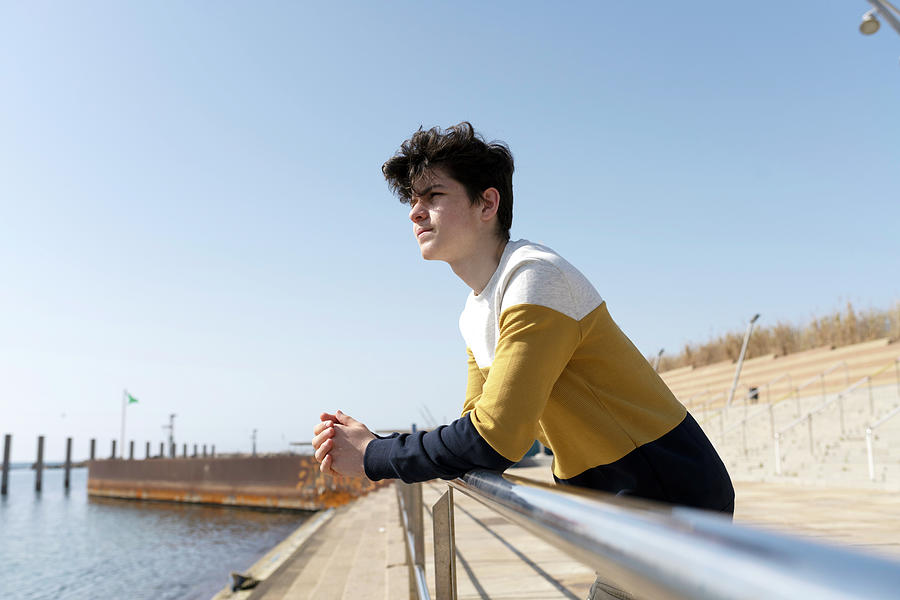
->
[364,412,514,483]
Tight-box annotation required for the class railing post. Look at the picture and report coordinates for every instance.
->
[795,388,801,418]
[769,404,776,439]
[400,484,418,600]
[895,359,900,397]
[774,434,781,475]
[868,376,874,415]
[838,395,845,435]
[866,427,875,482]
[411,483,425,573]
[433,487,458,600]
[807,414,814,454]
[741,420,747,456]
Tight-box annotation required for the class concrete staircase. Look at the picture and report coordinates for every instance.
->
[697,382,900,489]
[659,338,900,489]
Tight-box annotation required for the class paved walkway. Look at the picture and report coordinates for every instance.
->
[230,459,900,600]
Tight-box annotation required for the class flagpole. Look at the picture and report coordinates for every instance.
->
[120,389,126,460]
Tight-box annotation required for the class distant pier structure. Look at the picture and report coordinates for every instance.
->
[0,434,225,496]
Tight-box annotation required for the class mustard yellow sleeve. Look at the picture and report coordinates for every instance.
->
[469,304,581,462]
[461,347,485,417]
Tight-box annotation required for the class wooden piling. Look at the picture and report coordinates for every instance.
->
[159,442,164,457]
[202,444,207,457]
[145,441,150,459]
[211,444,215,457]
[193,444,198,457]
[129,440,134,460]
[182,443,187,458]
[111,439,117,460]
[170,443,175,459]
[1,434,11,495]
[90,438,96,461]
[35,435,44,493]
[64,437,73,490]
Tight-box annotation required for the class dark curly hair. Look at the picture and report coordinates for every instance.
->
[382,122,514,241]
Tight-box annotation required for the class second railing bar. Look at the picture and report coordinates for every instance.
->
[447,470,900,600]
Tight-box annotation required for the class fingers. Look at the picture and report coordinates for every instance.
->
[314,437,333,463]
[319,411,339,423]
[320,453,337,476]
[313,419,333,437]
[335,409,355,425]
[311,428,334,453]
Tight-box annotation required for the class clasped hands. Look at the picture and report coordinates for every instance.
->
[311,410,376,478]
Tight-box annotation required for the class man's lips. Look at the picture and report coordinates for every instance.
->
[416,228,433,238]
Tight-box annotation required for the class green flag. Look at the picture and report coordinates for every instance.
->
[128,393,139,404]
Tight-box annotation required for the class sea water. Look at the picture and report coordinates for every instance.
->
[0,467,308,599]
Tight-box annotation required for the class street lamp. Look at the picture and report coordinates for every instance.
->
[727,314,760,407]
[860,1,900,37]
[861,10,881,34]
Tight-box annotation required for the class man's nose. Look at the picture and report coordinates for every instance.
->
[409,203,426,222]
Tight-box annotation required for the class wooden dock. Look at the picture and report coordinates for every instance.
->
[214,457,900,600]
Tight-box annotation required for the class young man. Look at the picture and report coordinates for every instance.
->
[312,121,733,511]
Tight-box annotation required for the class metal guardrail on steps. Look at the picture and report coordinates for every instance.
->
[774,357,900,475]
[716,362,850,455]
[696,363,836,436]
[865,357,900,480]
[396,470,900,600]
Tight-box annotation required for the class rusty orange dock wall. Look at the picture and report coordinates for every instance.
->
[88,455,381,510]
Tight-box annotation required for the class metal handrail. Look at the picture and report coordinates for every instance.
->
[683,389,711,408]
[773,357,900,475]
[396,482,430,600]
[696,391,727,424]
[718,371,797,446]
[768,360,850,417]
[400,470,900,599]
[865,358,900,480]
[715,363,849,458]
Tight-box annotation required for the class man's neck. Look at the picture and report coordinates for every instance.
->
[449,238,508,295]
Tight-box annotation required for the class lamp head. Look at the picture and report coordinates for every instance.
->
[861,10,880,35]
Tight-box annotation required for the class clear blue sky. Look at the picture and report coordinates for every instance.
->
[1,1,898,460]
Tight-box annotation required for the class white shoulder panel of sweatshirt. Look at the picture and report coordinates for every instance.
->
[459,239,603,369]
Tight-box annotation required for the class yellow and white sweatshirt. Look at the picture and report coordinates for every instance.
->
[365,240,734,511]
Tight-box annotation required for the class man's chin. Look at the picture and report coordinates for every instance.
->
[418,244,439,261]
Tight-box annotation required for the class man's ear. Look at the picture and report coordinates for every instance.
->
[479,188,500,222]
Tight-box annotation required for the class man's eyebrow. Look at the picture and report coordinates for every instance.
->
[411,183,447,197]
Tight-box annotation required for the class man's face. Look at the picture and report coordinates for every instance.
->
[409,167,482,263]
